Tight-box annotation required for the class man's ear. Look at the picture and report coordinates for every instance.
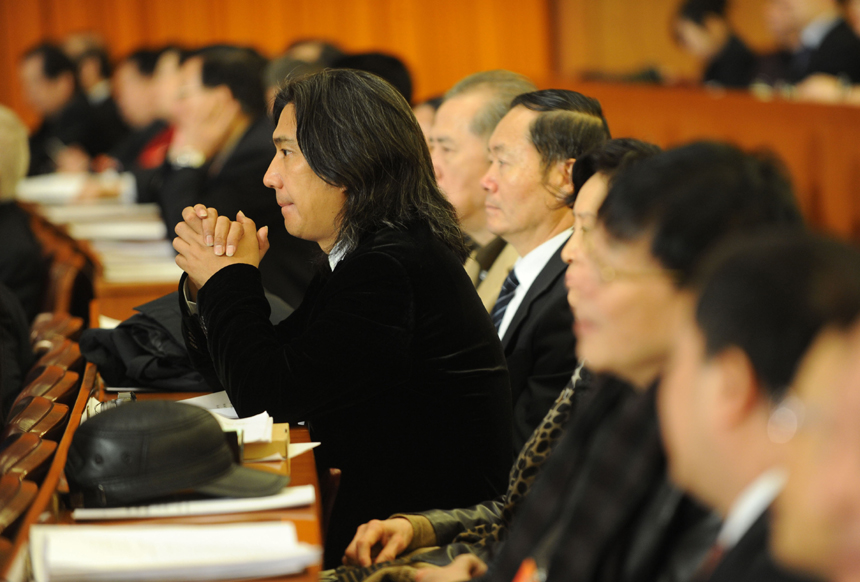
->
[711,346,761,428]
[550,157,576,196]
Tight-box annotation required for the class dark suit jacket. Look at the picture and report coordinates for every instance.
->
[792,19,860,83]
[704,34,757,88]
[138,116,319,308]
[501,243,578,451]
[28,93,95,175]
[0,202,47,322]
[181,221,514,568]
[88,96,129,156]
[0,282,35,420]
[709,511,820,582]
[478,381,715,582]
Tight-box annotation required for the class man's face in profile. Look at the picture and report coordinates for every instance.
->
[772,325,860,582]
[431,93,492,234]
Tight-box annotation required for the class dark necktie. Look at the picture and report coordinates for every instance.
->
[492,269,520,332]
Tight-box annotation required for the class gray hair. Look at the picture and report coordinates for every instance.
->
[444,70,536,139]
[0,106,29,201]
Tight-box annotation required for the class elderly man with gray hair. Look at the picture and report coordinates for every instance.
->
[0,105,46,322]
[430,70,535,310]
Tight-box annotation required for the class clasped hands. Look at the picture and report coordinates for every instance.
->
[173,204,270,300]
[342,518,486,582]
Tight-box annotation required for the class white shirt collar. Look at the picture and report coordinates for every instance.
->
[497,228,572,339]
[717,467,787,549]
[800,14,841,50]
[328,242,347,271]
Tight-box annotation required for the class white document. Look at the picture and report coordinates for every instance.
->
[30,520,321,582]
[212,411,273,444]
[71,485,315,521]
[180,391,238,419]
[101,261,182,283]
[16,173,87,204]
[67,220,167,241]
[39,202,160,224]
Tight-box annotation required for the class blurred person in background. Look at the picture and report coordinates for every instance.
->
[138,46,318,308]
[674,0,758,88]
[106,48,173,172]
[0,105,47,323]
[284,38,344,67]
[782,0,860,83]
[430,71,535,310]
[75,46,128,159]
[413,95,443,148]
[19,43,95,175]
[753,0,803,85]
[771,317,860,582]
[263,55,322,113]
[333,52,414,104]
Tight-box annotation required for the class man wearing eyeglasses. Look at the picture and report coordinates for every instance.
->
[659,230,860,582]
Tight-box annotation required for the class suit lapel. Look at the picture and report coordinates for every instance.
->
[500,244,568,350]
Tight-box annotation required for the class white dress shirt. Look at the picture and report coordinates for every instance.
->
[497,228,572,340]
[800,14,841,50]
[717,467,787,549]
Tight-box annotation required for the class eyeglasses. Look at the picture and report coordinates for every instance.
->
[767,394,833,444]
[579,225,679,285]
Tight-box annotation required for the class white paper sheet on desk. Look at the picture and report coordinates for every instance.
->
[39,202,160,224]
[30,520,321,582]
[16,173,87,204]
[67,220,167,241]
[180,391,238,419]
[91,239,176,259]
[213,412,273,444]
[70,484,315,521]
[101,261,182,283]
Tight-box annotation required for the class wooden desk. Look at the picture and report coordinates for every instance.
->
[0,380,323,582]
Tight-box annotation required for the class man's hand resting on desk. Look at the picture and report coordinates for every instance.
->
[173,204,270,299]
[342,517,415,567]
[414,555,488,582]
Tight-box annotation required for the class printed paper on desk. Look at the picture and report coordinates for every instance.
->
[72,484,315,521]
[180,391,238,419]
[213,412,273,444]
[30,521,321,582]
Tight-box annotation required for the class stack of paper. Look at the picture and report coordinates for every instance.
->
[71,485,315,520]
[16,173,87,204]
[30,521,321,582]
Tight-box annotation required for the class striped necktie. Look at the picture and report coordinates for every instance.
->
[492,269,520,332]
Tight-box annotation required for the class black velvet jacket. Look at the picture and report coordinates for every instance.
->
[180,222,514,567]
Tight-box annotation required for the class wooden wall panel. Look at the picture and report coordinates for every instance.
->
[0,0,551,129]
[554,0,778,81]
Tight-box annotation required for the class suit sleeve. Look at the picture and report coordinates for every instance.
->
[182,254,414,422]
[511,291,577,448]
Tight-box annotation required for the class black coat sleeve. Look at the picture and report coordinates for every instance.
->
[182,252,416,422]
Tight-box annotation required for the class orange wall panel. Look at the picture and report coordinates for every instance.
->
[0,0,552,127]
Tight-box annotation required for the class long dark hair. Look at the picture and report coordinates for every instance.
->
[272,69,468,260]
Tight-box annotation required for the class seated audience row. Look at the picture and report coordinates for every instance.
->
[675,0,860,103]
[12,33,860,582]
